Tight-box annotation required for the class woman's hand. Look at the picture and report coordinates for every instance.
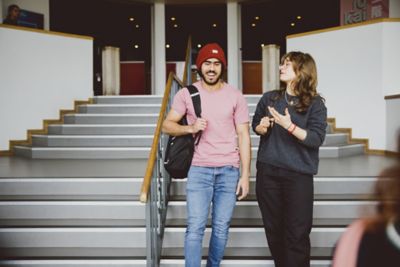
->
[256,116,273,135]
[267,106,292,130]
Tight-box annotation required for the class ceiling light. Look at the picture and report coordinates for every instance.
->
[135,24,140,28]
[297,16,302,20]
[251,23,256,27]
[134,44,139,49]
[261,44,264,47]
[212,23,217,28]
[197,44,202,48]
[290,23,295,27]
[255,16,260,20]
[171,17,176,21]
[166,44,170,48]
[173,24,178,28]
[129,17,134,21]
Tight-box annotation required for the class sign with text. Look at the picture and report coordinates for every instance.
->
[341,0,389,25]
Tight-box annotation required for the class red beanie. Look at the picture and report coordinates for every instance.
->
[196,43,227,70]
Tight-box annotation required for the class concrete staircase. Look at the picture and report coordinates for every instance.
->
[0,95,373,266]
[13,95,365,159]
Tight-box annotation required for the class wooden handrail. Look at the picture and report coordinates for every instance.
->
[140,72,184,203]
[182,36,192,86]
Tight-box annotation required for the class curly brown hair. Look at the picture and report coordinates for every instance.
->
[276,51,323,113]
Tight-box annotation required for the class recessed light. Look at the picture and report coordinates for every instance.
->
[212,23,217,28]
[255,16,260,20]
[166,44,170,48]
[171,17,176,21]
[129,17,134,21]
[297,16,302,20]
[135,24,140,28]
[251,23,256,27]
[197,44,202,48]
[134,44,139,49]
[173,24,178,28]
[290,23,295,27]
[261,44,264,47]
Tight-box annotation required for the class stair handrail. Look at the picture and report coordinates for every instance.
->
[140,36,192,266]
[140,72,183,203]
[139,71,184,267]
[182,35,192,85]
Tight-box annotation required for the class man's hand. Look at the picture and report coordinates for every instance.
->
[236,176,249,200]
[191,118,207,133]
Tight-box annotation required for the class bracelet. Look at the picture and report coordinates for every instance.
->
[289,124,297,134]
[285,123,293,130]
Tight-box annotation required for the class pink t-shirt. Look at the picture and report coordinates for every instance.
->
[171,81,249,168]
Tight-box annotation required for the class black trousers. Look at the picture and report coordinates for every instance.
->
[256,161,314,267]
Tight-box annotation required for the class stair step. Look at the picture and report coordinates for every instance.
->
[31,134,345,148]
[162,227,343,257]
[159,259,331,267]
[0,227,341,258]
[322,133,348,146]
[0,177,143,200]
[321,144,365,157]
[94,95,162,104]
[48,124,156,135]
[92,95,261,105]
[13,146,150,159]
[79,104,162,114]
[166,201,376,226]
[0,228,147,257]
[0,201,145,226]
[170,177,377,200]
[0,260,147,267]
[14,145,364,159]
[63,114,158,124]
[32,135,154,147]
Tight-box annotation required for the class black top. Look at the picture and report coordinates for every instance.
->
[3,18,18,25]
[252,90,327,175]
[357,224,400,267]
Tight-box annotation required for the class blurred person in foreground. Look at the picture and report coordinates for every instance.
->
[333,132,400,267]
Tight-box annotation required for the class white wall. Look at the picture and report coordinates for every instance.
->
[0,26,93,150]
[287,21,400,151]
[390,0,400,18]
[386,98,400,152]
[2,0,49,30]
[382,22,400,95]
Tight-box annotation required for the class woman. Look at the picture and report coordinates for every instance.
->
[252,51,327,267]
[332,133,400,267]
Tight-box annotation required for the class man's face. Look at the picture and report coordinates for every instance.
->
[10,7,20,20]
[200,58,223,86]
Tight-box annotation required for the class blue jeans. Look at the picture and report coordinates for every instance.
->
[184,165,240,267]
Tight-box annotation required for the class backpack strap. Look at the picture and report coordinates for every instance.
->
[187,85,201,118]
[186,85,202,145]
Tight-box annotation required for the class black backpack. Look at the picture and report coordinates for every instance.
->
[163,85,202,179]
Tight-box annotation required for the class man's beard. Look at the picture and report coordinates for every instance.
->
[199,70,223,86]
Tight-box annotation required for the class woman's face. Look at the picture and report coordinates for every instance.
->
[279,58,296,84]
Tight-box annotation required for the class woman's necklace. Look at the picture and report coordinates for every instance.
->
[284,90,295,106]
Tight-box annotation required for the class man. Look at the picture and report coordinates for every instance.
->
[162,43,251,267]
[3,4,20,25]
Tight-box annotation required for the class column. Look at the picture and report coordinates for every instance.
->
[262,44,280,92]
[151,0,166,95]
[227,1,242,90]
